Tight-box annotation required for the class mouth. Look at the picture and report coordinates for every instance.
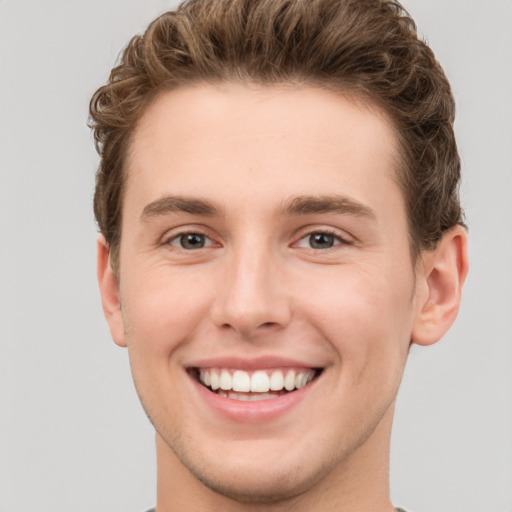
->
[189,367,322,402]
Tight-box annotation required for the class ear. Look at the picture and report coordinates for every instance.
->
[97,234,127,347]
[412,225,469,346]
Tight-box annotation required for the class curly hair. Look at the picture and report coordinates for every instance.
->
[89,0,465,274]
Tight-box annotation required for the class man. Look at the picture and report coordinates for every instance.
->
[89,0,468,510]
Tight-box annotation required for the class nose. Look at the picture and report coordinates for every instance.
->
[210,243,292,340]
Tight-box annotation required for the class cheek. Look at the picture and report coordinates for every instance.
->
[120,272,207,427]
[300,266,414,370]
[120,268,212,357]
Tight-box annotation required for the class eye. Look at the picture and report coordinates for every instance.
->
[168,232,213,250]
[296,231,348,249]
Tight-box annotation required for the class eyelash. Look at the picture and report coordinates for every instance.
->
[294,229,351,250]
[164,228,351,251]
[166,231,216,250]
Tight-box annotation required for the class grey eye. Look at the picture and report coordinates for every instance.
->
[308,233,336,249]
[175,233,206,249]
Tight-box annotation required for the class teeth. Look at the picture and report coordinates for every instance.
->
[219,369,232,390]
[295,371,314,389]
[251,371,270,392]
[269,370,284,391]
[218,390,280,401]
[198,368,317,394]
[232,370,251,392]
[284,370,295,391]
[210,370,220,390]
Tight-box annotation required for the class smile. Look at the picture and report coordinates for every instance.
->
[194,368,320,401]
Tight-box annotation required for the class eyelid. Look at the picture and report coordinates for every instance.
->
[161,225,221,248]
[292,227,354,249]
[168,233,215,249]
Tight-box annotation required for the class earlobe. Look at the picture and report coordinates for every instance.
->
[97,235,127,347]
[411,226,469,346]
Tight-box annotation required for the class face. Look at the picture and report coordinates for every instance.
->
[106,84,426,501]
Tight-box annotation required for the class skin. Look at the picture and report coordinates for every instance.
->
[97,83,468,511]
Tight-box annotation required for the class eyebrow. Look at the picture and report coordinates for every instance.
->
[279,194,376,220]
[140,193,376,222]
[140,195,222,221]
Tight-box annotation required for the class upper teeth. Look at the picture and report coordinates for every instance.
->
[198,368,316,393]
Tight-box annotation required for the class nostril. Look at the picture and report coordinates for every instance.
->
[218,319,282,339]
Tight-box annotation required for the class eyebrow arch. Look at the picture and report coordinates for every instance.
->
[279,194,376,220]
[140,195,222,221]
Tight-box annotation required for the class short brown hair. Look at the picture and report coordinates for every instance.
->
[90,0,465,273]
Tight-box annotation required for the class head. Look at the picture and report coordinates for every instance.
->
[91,0,468,507]
[91,0,464,277]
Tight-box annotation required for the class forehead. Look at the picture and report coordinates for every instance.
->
[125,83,402,219]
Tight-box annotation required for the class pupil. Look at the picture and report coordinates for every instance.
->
[181,233,204,249]
[310,233,334,249]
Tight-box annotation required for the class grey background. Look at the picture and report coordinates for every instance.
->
[0,1,510,511]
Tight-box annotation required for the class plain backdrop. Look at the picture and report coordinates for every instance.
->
[0,1,511,511]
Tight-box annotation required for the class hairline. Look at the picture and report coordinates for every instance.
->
[109,79,423,278]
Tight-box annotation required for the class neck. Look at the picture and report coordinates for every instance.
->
[155,405,396,512]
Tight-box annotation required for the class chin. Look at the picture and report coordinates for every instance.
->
[182,454,325,505]
[158,427,353,506]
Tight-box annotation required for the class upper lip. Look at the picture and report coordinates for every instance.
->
[187,355,323,371]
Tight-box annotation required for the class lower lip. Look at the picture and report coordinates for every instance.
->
[190,373,318,423]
